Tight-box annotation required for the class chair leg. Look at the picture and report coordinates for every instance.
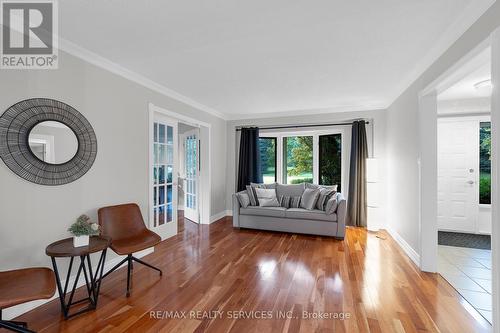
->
[99,256,129,281]
[126,255,132,297]
[132,256,163,276]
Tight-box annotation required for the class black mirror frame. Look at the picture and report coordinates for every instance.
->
[0,98,97,186]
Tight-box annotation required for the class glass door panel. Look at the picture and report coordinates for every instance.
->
[184,129,199,223]
[151,114,178,240]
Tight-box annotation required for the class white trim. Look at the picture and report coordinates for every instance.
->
[418,92,439,273]
[210,210,232,224]
[226,106,386,121]
[384,226,421,267]
[58,38,227,120]
[490,26,500,333]
[149,103,211,129]
[396,0,495,101]
[149,103,212,226]
[2,248,154,321]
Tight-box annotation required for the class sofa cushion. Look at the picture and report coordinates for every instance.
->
[325,195,338,214]
[279,195,301,208]
[255,188,280,207]
[251,182,277,189]
[276,183,305,198]
[300,188,320,210]
[237,192,251,208]
[240,206,287,218]
[306,183,338,191]
[246,185,259,206]
[285,208,337,222]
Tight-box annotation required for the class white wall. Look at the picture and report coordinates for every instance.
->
[226,109,388,227]
[0,49,227,275]
[386,2,500,259]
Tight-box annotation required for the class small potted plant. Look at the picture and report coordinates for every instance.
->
[68,215,100,247]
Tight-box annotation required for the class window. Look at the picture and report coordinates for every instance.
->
[480,122,491,204]
[283,136,313,184]
[259,137,276,183]
[319,134,342,191]
[259,131,343,189]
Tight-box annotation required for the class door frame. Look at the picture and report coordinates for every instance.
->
[418,29,499,330]
[148,103,212,226]
[181,128,200,223]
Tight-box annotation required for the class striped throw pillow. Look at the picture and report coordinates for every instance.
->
[246,185,259,206]
[279,195,301,208]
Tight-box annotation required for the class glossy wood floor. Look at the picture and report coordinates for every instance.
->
[12,214,492,333]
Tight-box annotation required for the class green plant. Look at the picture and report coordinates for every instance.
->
[291,178,313,184]
[68,215,100,237]
[480,173,491,204]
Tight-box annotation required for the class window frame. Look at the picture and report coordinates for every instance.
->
[259,136,278,183]
[260,128,346,191]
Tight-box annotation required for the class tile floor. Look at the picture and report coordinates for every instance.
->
[438,245,492,323]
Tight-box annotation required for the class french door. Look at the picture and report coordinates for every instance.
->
[183,129,199,223]
[150,113,178,240]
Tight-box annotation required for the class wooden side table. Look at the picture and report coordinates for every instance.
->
[46,236,111,319]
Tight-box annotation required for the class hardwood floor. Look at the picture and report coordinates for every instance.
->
[11,214,492,332]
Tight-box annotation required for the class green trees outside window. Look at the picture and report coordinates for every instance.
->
[480,122,491,204]
[259,137,276,183]
[284,136,313,184]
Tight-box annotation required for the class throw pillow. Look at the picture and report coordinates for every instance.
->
[325,195,338,214]
[255,188,280,207]
[279,195,301,208]
[316,188,337,210]
[246,185,259,206]
[300,188,320,210]
[306,183,338,191]
[237,192,251,208]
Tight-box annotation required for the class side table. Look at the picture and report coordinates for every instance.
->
[46,236,111,319]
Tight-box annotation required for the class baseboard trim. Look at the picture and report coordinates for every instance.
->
[209,210,232,224]
[2,247,154,320]
[384,226,421,268]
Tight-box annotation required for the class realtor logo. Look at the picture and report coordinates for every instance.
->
[1,0,58,69]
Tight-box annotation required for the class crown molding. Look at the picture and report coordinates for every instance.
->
[57,38,228,120]
[226,104,387,121]
[387,0,496,107]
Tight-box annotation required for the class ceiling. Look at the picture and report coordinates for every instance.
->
[58,1,494,119]
[438,63,491,101]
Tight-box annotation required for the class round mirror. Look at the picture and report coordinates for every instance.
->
[28,121,79,164]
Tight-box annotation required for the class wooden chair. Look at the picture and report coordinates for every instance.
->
[98,203,162,297]
[0,268,56,333]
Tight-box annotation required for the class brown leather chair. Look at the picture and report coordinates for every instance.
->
[98,203,162,297]
[0,267,56,333]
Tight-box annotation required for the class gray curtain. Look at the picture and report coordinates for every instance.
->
[237,127,262,192]
[347,120,368,227]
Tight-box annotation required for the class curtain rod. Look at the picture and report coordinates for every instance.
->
[235,120,370,131]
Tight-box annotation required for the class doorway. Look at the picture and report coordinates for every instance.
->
[418,35,497,326]
[178,123,200,224]
[148,103,212,236]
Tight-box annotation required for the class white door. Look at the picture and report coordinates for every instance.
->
[183,129,199,223]
[437,119,478,233]
[150,113,178,240]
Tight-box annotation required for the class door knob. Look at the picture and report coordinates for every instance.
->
[467,180,474,185]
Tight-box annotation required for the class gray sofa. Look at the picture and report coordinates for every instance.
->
[232,183,346,239]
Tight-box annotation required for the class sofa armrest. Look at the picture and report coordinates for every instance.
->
[335,193,347,239]
[232,192,244,227]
